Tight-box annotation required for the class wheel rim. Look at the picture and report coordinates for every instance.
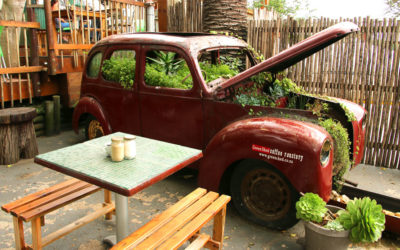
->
[88,119,104,140]
[240,168,291,221]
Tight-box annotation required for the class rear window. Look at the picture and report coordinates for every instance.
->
[86,52,102,78]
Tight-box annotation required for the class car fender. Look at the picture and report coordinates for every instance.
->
[198,117,334,201]
[72,96,112,135]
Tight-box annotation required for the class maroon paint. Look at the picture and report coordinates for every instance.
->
[73,22,366,202]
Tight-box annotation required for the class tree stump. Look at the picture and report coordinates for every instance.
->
[0,107,39,165]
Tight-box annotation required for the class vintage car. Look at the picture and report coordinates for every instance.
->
[72,22,366,229]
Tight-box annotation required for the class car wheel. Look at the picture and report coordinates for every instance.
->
[230,159,299,230]
[85,115,104,140]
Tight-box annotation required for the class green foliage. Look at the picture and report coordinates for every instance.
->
[318,118,351,191]
[295,193,327,223]
[147,51,184,75]
[251,0,315,17]
[325,219,345,231]
[199,62,238,83]
[144,63,193,89]
[219,55,243,72]
[338,197,385,243]
[101,57,136,89]
[340,103,357,122]
[385,0,400,18]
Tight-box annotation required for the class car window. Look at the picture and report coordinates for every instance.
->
[86,52,102,78]
[197,48,254,86]
[101,50,136,89]
[144,50,193,90]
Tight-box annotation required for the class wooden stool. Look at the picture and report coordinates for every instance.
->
[0,107,38,165]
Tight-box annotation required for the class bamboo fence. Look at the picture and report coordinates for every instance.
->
[247,17,400,169]
[167,4,400,169]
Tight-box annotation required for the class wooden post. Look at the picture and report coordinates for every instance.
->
[158,0,167,32]
[26,3,41,97]
[45,100,55,136]
[44,0,57,75]
[53,95,61,134]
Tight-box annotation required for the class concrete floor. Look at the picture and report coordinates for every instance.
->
[0,130,399,250]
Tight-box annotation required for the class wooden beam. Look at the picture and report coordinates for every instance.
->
[158,0,167,32]
[54,44,94,50]
[0,66,45,75]
[0,20,40,29]
[112,0,145,7]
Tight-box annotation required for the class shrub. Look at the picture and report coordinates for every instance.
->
[101,57,136,89]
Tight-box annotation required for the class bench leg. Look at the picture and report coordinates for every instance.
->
[212,206,227,250]
[12,216,26,250]
[104,189,113,220]
[31,217,42,250]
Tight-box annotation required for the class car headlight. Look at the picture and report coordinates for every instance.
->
[320,139,331,167]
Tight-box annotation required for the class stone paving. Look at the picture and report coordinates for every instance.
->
[0,130,399,249]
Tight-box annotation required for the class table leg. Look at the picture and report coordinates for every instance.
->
[115,193,129,242]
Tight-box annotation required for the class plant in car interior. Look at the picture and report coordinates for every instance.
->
[101,57,136,89]
[147,51,184,75]
[199,61,239,83]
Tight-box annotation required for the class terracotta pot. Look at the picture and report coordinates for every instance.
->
[304,205,350,250]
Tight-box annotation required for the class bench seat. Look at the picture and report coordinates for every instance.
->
[1,178,115,250]
[112,188,230,250]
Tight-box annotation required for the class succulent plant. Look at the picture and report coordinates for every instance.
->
[295,193,327,223]
[338,197,385,243]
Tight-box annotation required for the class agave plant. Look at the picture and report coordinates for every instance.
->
[147,51,183,75]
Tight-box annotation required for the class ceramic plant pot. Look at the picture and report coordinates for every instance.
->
[304,205,350,250]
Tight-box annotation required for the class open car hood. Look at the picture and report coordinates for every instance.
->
[216,22,359,91]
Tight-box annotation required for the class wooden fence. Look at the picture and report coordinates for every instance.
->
[247,17,400,169]
[167,4,400,169]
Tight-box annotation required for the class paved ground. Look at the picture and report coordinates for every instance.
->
[0,130,399,249]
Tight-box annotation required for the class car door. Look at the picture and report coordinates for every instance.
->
[83,45,141,134]
[138,45,204,149]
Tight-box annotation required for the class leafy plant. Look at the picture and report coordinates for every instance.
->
[101,57,136,89]
[144,63,193,89]
[199,62,238,83]
[147,51,184,75]
[338,197,385,243]
[325,219,345,231]
[318,118,351,191]
[295,193,328,223]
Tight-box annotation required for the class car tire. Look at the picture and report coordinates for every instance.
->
[230,159,299,230]
[85,115,104,140]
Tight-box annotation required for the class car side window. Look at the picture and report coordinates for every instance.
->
[144,50,193,90]
[102,50,136,89]
[86,52,102,78]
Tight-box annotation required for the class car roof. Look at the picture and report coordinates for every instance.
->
[94,33,249,54]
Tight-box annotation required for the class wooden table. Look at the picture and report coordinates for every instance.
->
[34,132,202,243]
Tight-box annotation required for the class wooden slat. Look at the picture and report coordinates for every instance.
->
[0,20,40,29]
[19,184,101,221]
[158,195,230,250]
[184,234,210,250]
[1,178,80,213]
[0,66,45,75]
[135,191,219,249]
[41,202,115,247]
[112,188,207,250]
[11,180,91,216]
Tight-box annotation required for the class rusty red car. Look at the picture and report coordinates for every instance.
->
[72,22,366,229]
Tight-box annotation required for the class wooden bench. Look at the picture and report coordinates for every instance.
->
[1,178,115,250]
[112,188,230,250]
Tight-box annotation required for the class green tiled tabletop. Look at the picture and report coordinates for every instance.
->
[35,133,202,196]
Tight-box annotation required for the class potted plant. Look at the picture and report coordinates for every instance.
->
[296,193,386,250]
